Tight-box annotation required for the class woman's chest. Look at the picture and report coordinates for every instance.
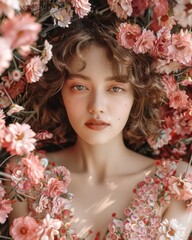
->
[68,173,153,238]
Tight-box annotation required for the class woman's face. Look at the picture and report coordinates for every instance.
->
[61,45,134,145]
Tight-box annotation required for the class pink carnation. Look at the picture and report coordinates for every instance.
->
[107,0,133,19]
[169,90,189,109]
[168,174,192,201]
[45,178,67,198]
[1,13,41,49]
[173,0,192,27]
[24,56,45,83]
[133,29,156,54]
[0,37,12,75]
[10,216,39,240]
[52,166,71,189]
[21,153,45,185]
[0,199,13,224]
[161,74,178,98]
[71,0,91,18]
[117,23,141,49]
[168,29,192,65]
[3,122,36,156]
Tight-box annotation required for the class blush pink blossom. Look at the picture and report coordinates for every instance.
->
[168,29,192,65]
[173,0,192,27]
[133,29,156,54]
[151,27,171,58]
[150,15,176,32]
[41,40,53,64]
[0,0,20,18]
[3,122,36,156]
[117,23,141,49]
[10,216,39,240]
[161,74,178,98]
[24,56,45,83]
[107,0,133,19]
[169,90,189,109]
[153,0,169,18]
[71,0,91,18]
[35,214,62,240]
[52,166,71,189]
[36,130,53,140]
[1,13,41,49]
[0,37,12,75]
[45,178,66,198]
[7,104,24,116]
[50,6,72,28]
[21,153,45,185]
[0,199,13,224]
[168,174,192,201]
[147,128,172,149]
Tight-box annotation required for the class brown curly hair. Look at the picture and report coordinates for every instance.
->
[25,13,165,150]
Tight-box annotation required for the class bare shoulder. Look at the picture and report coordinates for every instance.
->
[124,148,155,174]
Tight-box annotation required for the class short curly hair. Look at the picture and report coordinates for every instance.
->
[25,13,165,149]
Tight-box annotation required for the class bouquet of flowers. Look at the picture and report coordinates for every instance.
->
[0,0,191,239]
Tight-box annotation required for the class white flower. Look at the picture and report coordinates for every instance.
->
[158,218,185,240]
[42,40,53,64]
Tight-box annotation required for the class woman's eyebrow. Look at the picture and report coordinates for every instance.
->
[68,73,90,81]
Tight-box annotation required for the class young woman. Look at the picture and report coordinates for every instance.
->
[8,13,192,239]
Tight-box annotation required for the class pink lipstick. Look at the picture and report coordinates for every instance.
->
[85,119,110,130]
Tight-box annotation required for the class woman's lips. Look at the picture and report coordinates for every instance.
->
[85,119,110,130]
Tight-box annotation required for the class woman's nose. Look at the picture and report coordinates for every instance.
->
[87,91,106,114]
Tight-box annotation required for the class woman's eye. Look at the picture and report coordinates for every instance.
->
[110,86,124,93]
[72,85,88,91]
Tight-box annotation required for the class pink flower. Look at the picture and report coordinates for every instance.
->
[107,0,133,19]
[161,74,178,98]
[7,104,24,116]
[35,214,62,240]
[168,29,192,65]
[133,29,156,54]
[0,199,13,224]
[151,27,171,58]
[153,0,169,18]
[0,0,20,18]
[36,130,53,140]
[158,218,185,240]
[1,13,41,49]
[173,0,192,27]
[0,37,12,75]
[147,128,172,149]
[169,90,189,109]
[71,0,91,18]
[52,166,71,189]
[21,153,45,185]
[50,6,72,28]
[45,178,66,198]
[52,196,70,215]
[3,122,36,156]
[117,23,141,49]
[10,216,39,240]
[168,174,192,200]
[24,56,45,83]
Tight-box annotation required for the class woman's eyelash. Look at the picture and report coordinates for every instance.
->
[72,85,88,91]
[109,86,125,92]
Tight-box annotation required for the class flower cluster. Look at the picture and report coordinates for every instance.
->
[4,153,75,240]
[105,159,192,240]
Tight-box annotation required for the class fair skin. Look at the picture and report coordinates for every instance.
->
[9,44,192,238]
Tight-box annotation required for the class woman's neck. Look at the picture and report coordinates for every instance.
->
[72,136,129,183]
